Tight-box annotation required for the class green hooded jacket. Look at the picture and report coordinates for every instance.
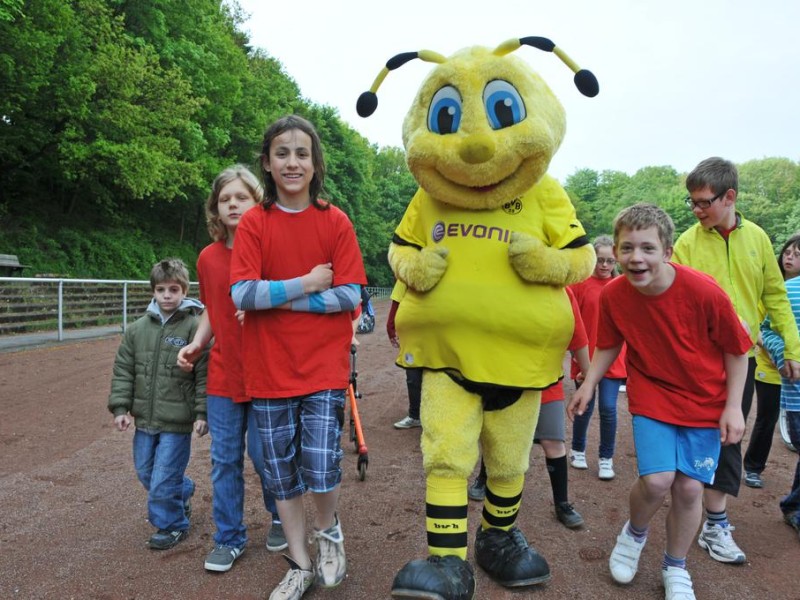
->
[108,298,207,433]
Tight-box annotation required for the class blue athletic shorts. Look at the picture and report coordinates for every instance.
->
[252,389,345,500]
[632,415,721,484]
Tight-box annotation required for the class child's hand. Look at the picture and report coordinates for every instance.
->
[719,406,745,445]
[177,341,202,372]
[566,386,591,421]
[235,310,245,325]
[302,263,333,293]
[194,420,208,437]
[114,414,131,432]
[786,359,800,381]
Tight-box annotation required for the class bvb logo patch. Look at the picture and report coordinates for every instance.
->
[502,198,523,215]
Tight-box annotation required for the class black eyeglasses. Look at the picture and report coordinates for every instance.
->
[685,190,725,210]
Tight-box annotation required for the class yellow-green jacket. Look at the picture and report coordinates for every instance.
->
[673,212,800,362]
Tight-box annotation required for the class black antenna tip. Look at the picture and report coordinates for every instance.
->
[356,92,378,117]
[574,69,599,97]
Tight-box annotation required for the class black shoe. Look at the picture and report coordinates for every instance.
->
[783,510,800,531]
[555,501,585,529]
[391,555,475,600]
[467,478,486,502]
[148,529,187,550]
[474,527,550,587]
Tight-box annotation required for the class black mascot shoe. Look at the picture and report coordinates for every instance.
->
[474,526,551,587]
[391,555,475,600]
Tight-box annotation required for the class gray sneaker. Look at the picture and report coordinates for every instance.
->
[313,515,346,588]
[394,416,422,429]
[467,477,486,502]
[697,522,746,564]
[270,555,314,600]
[267,521,289,552]
[204,544,244,572]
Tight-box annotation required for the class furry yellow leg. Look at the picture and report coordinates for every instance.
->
[481,474,524,531]
[420,372,483,479]
[426,474,468,559]
[481,390,541,478]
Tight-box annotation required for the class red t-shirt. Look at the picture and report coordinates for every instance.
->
[597,263,753,427]
[542,288,589,404]
[230,203,367,398]
[197,241,248,402]
[569,275,627,380]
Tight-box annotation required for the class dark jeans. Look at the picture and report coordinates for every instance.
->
[743,380,781,474]
[571,377,623,459]
[407,368,422,420]
[706,357,756,496]
[780,411,800,515]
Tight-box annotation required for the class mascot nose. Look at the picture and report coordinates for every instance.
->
[458,134,495,164]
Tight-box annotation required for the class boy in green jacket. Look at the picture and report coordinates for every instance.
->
[108,258,209,550]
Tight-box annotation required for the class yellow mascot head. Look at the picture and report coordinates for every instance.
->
[357,36,598,211]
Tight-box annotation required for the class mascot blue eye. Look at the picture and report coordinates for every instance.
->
[427,86,462,134]
[483,80,526,130]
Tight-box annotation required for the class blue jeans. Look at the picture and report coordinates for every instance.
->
[207,395,278,548]
[780,411,800,515]
[571,377,623,459]
[133,429,194,531]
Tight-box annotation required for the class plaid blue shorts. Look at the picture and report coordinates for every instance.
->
[251,389,345,500]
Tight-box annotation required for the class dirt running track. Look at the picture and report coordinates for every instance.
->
[1,299,798,599]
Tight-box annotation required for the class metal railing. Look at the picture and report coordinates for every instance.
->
[0,277,390,341]
[0,277,198,340]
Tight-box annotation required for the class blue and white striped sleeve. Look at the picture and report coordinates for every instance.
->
[760,316,786,370]
[289,284,361,314]
[231,278,306,311]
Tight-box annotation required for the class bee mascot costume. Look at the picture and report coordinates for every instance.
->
[357,36,598,599]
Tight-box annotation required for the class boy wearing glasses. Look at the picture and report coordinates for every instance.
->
[673,156,800,564]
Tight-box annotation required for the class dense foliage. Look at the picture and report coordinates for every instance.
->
[566,160,800,252]
[2,1,799,285]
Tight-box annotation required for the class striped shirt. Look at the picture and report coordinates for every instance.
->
[761,276,800,411]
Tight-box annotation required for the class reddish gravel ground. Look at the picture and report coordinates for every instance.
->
[1,298,798,599]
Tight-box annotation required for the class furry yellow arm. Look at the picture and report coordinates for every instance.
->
[508,232,595,286]
[388,243,449,292]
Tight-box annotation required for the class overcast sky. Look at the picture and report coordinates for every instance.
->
[236,0,800,181]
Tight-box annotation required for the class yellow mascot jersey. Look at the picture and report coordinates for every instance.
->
[394,175,582,389]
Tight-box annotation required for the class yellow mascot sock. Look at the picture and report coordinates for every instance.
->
[426,474,468,559]
[480,474,524,531]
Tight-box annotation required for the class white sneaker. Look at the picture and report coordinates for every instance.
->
[313,515,346,587]
[697,522,746,564]
[598,458,615,480]
[394,415,422,429]
[663,566,696,600]
[269,556,314,600]
[570,450,588,469]
[609,522,646,584]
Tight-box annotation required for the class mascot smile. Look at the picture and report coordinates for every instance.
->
[358,36,598,600]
